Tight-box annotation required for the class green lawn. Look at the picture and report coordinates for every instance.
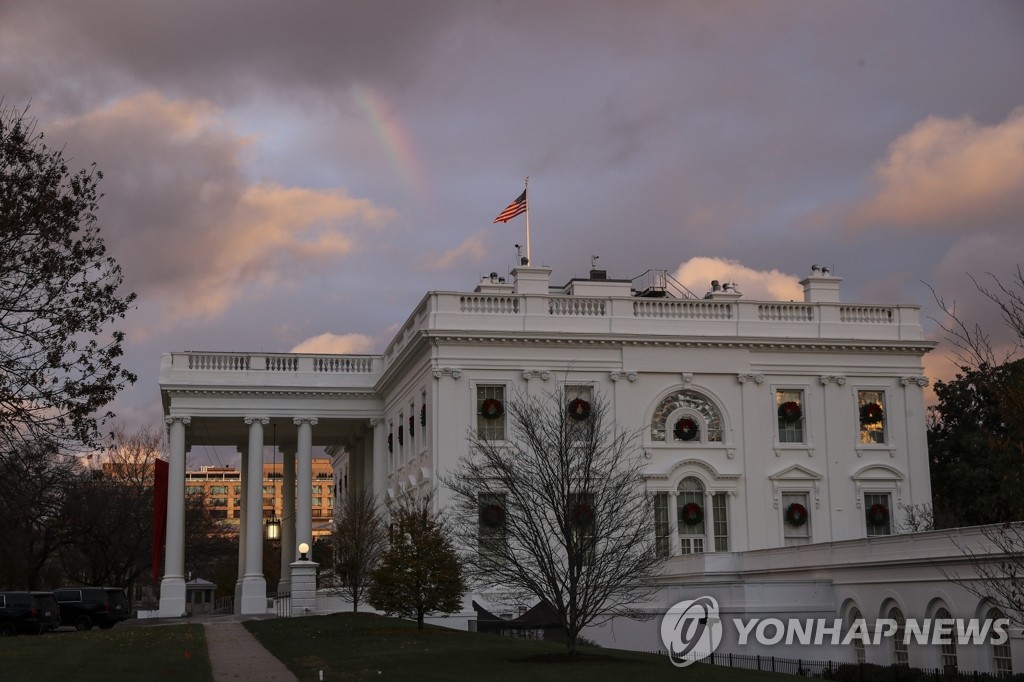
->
[0,623,213,682]
[246,612,795,682]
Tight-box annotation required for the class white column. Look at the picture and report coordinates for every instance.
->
[294,417,317,561]
[371,418,386,499]
[668,492,681,556]
[705,491,716,553]
[159,416,190,617]
[234,446,247,613]
[239,417,268,614]
[279,447,296,594]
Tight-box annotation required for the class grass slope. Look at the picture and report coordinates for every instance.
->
[246,612,794,682]
[0,623,213,682]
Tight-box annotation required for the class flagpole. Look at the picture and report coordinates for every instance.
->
[524,176,531,265]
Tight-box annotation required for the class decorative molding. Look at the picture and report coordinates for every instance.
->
[243,416,269,425]
[432,367,462,380]
[369,417,385,427]
[522,369,552,381]
[681,372,694,385]
[899,376,930,387]
[736,373,764,384]
[164,416,192,425]
[725,448,736,460]
[609,371,638,383]
[293,417,319,427]
[818,374,847,386]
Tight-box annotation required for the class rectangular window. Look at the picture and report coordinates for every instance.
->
[476,385,506,441]
[865,492,892,536]
[858,390,887,445]
[782,492,811,545]
[713,493,729,552]
[776,389,805,444]
[677,486,706,555]
[478,493,507,567]
[420,391,428,450]
[569,492,596,566]
[654,493,670,557]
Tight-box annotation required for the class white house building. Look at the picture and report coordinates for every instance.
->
[158,262,1018,674]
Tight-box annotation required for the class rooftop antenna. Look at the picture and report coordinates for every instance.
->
[591,255,599,269]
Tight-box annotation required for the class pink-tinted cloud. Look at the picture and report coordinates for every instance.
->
[852,108,1024,231]
[421,231,488,271]
[49,93,396,323]
[672,257,804,301]
[289,333,376,355]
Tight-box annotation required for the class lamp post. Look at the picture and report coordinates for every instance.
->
[265,425,281,541]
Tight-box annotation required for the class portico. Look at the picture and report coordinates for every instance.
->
[158,352,383,616]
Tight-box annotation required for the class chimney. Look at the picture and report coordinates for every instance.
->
[800,264,842,303]
[512,265,552,295]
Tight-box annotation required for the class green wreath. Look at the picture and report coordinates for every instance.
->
[860,402,884,425]
[785,502,808,527]
[778,401,802,423]
[673,418,699,441]
[680,502,704,526]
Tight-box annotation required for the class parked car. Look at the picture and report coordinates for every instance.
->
[53,587,129,630]
[32,592,61,633]
[0,591,59,635]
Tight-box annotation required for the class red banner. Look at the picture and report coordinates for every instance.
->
[151,458,169,585]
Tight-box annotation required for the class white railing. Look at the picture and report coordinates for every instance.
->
[549,297,606,316]
[632,299,733,320]
[313,356,375,373]
[459,295,519,314]
[757,303,814,322]
[187,354,250,371]
[839,305,894,324]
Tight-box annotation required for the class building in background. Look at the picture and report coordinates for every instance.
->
[184,460,334,537]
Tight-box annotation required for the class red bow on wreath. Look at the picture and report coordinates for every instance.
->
[867,503,889,527]
[860,402,884,425]
[778,401,802,423]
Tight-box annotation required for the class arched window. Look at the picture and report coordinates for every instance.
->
[889,606,909,666]
[989,608,1013,676]
[651,391,723,442]
[848,606,866,663]
[936,607,957,672]
[677,477,706,554]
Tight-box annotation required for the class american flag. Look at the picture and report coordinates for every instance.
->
[493,189,527,223]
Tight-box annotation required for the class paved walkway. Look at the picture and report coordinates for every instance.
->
[204,620,299,682]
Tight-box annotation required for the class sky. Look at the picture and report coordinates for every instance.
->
[2,1,1023,451]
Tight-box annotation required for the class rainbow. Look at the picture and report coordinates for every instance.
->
[352,85,429,208]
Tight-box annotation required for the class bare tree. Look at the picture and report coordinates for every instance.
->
[60,425,161,592]
[940,523,1024,628]
[322,487,387,612]
[0,439,77,589]
[445,389,664,655]
[928,266,1024,371]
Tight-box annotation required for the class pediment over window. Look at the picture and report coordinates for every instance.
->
[851,463,903,483]
[769,464,822,483]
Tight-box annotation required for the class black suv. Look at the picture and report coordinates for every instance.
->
[53,587,129,630]
[0,591,59,635]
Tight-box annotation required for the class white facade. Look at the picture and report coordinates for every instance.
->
[159,262,1019,673]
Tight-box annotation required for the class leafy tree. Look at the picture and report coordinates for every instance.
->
[445,389,665,655]
[0,105,135,456]
[322,487,387,612]
[928,359,1024,526]
[367,491,466,630]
